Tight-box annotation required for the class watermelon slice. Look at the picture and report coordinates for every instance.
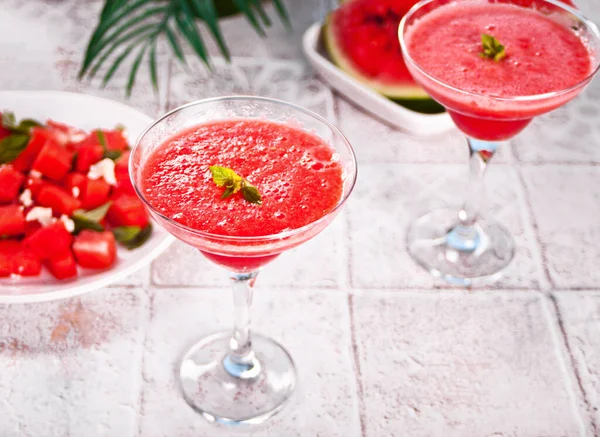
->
[324,0,444,113]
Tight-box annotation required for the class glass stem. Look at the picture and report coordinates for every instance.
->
[446,138,501,252]
[223,271,261,379]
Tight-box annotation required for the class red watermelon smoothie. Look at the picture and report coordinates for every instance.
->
[402,1,594,140]
[140,119,344,271]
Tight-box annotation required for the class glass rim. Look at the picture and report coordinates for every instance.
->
[398,0,600,103]
[129,95,358,243]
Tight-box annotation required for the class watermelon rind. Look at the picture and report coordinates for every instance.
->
[324,16,429,100]
[392,97,445,114]
[323,4,445,114]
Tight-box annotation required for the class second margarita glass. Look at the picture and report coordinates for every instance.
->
[399,0,600,285]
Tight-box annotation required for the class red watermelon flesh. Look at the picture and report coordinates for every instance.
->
[325,0,428,99]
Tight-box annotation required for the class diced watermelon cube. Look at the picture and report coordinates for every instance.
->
[32,140,74,181]
[81,178,111,210]
[113,150,135,195]
[26,173,47,197]
[65,172,86,195]
[99,129,129,152]
[73,230,117,269]
[0,165,25,204]
[76,143,104,173]
[36,184,81,216]
[11,128,51,172]
[10,244,41,277]
[107,194,149,228]
[0,240,21,277]
[23,222,72,260]
[0,205,25,236]
[23,219,42,237]
[45,249,78,279]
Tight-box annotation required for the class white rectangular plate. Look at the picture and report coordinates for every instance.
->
[302,23,454,137]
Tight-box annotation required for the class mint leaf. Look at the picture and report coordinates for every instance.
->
[481,34,506,62]
[73,201,112,223]
[113,226,140,242]
[0,112,44,164]
[210,165,241,187]
[209,165,262,205]
[1,112,16,129]
[0,134,30,164]
[2,112,42,134]
[72,202,113,233]
[104,149,122,160]
[16,119,43,133]
[221,185,236,199]
[96,130,107,148]
[95,130,121,160]
[210,165,262,205]
[72,216,104,233]
[113,224,152,250]
[241,185,262,205]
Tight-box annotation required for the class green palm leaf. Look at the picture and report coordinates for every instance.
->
[126,44,149,96]
[176,0,210,66]
[189,0,230,61]
[165,25,186,63]
[79,0,290,95]
[149,41,159,91]
[250,0,272,27]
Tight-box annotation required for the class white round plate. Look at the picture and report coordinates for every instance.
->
[0,90,174,304]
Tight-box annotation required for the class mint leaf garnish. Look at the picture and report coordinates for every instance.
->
[96,130,107,149]
[0,112,44,164]
[241,185,262,204]
[74,201,112,222]
[0,134,30,164]
[209,165,262,205]
[480,34,506,62]
[210,166,242,188]
[72,201,112,233]
[2,111,43,134]
[72,216,104,233]
[95,130,122,160]
[113,224,153,250]
[104,149,122,160]
[2,112,16,129]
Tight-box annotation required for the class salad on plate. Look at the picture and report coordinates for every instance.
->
[0,111,152,280]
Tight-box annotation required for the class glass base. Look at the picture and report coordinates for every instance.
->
[406,208,515,286]
[179,331,296,425]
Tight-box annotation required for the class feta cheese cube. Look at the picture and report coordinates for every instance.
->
[88,158,117,186]
[25,207,54,227]
[19,189,33,207]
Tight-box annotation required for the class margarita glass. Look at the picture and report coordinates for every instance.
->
[399,0,600,285]
[130,96,357,425]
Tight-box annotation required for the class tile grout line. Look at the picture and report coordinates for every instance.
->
[134,289,155,437]
[547,293,599,437]
[519,161,600,167]
[510,165,551,290]
[514,167,556,290]
[332,92,354,292]
[347,294,368,437]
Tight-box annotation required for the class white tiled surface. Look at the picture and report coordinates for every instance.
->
[352,292,588,437]
[555,292,600,434]
[2,0,600,436]
[139,289,360,437]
